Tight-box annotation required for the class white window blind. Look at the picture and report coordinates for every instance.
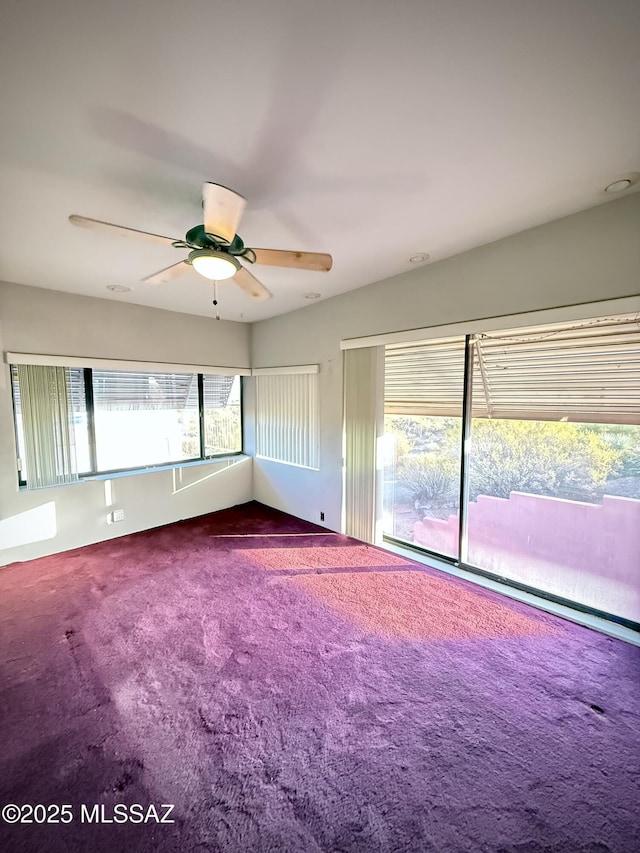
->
[385,336,465,417]
[255,373,319,468]
[92,370,198,410]
[385,313,640,425]
[14,364,80,489]
[343,347,384,544]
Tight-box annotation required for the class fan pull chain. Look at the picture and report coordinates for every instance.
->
[212,281,221,320]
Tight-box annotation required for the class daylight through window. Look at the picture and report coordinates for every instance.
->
[11,365,243,487]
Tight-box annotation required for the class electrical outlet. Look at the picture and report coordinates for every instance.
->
[111,509,125,523]
[320,511,325,521]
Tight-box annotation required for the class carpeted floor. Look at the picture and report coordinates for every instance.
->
[0,501,638,852]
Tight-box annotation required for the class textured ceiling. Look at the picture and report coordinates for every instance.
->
[1,0,639,323]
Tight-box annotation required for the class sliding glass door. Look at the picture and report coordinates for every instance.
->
[382,337,465,559]
[382,313,640,626]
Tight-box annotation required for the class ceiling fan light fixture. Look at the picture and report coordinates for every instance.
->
[70,180,332,304]
[188,249,240,280]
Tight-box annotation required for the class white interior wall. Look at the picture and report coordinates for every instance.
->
[1,194,638,565]
[0,282,252,565]
[251,193,640,531]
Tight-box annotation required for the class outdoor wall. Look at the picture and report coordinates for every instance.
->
[0,282,252,565]
[251,193,640,531]
[414,492,640,622]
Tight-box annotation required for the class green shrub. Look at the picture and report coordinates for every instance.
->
[468,420,620,501]
[396,454,458,505]
[578,424,640,478]
[391,417,623,505]
[385,415,459,454]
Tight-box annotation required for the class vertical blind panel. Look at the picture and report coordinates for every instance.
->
[343,347,381,543]
[255,374,319,468]
[15,364,79,488]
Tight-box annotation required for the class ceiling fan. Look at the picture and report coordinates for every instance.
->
[69,182,333,301]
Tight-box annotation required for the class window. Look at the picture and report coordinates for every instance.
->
[383,337,465,557]
[382,312,640,626]
[10,365,243,487]
[91,370,200,471]
[204,374,242,456]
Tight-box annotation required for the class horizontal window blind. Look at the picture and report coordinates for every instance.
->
[385,336,465,417]
[255,373,319,468]
[385,313,640,425]
[203,374,236,408]
[92,370,198,411]
[18,369,236,414]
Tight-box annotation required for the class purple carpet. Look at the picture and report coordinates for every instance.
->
[0,501,638,852]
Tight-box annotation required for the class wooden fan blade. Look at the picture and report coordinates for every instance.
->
[252,248,333,272]
[233,265,272,301]
[202,183,246,245]
[69,215,179,247]
[142,260,190,285]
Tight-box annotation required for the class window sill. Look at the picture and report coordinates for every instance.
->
[18,454,249,489]
[82,454,248,481]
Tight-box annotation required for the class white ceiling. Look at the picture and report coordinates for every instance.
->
[1,0,639,323]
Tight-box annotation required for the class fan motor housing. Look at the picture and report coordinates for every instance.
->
[185,225,245,254]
